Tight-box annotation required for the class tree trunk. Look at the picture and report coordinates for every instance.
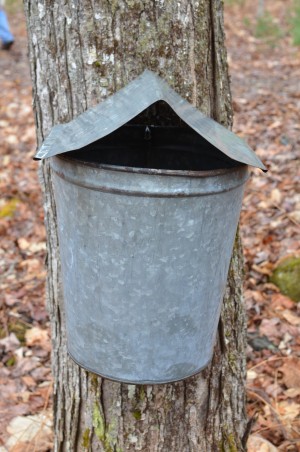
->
[24,1,247,450]
[257,0,265,18]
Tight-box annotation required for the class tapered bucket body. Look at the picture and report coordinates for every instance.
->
[50,125,249,384]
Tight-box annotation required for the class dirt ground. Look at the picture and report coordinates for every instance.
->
[0,1,299,450]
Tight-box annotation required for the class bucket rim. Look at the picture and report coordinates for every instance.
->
[67,347,213,385]
[56,153,247,179]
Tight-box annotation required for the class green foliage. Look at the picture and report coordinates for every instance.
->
[243,17,251,28]
[6,356,16,367]
[290,1,300,45]
[0,327,6,339]
[0,198,19,219]
[224,0,245,5]
[8,319,29,344]
[255,12,283,44]
[270,256,300,302]
[5,0,22,13]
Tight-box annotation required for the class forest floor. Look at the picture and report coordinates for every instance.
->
[0,0,299,451]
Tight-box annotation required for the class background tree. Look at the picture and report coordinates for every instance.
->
[24,1,247,450]
[257,0,265,18]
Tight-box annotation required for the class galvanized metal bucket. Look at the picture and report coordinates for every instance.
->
[50,125,249,384]
[36,71,265,384]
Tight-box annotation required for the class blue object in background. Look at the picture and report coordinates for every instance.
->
[0,9,14,48]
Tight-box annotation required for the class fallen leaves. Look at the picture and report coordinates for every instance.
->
[0,9,51,449]
[0,334,20,353]
[248,434,278,452]
[226,0,300,448]
[5,412,53,452]
[281,358,300,389]
[0,1,298,451]
[0,199,20,219]
[25,327,50,351]
[270,293,295,310]
[276,400,300,422]
[281,310,300,327]
[17,238,46,254]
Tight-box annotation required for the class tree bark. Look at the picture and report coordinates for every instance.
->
[24,1,247,450]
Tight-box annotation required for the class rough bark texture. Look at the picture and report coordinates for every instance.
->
[24,1,247,450]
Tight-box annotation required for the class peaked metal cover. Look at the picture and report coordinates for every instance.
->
[35,70,266,170]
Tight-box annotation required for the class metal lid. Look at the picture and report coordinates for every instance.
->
[35,70,266,171]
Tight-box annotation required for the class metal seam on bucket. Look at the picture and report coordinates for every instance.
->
[52,166,249,198]
[57,151,244,178]
[51,156,249,198]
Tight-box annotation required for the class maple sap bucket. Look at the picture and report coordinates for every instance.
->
[37,72,265,384]
[50,125,249,384]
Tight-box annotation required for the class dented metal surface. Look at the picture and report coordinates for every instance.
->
[51,154,249,384]
[35,70,266,171]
